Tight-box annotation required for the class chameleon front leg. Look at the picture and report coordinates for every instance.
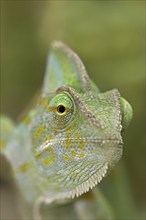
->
[33,188,114,220]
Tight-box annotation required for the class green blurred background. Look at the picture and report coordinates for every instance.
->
[1,1,145,219]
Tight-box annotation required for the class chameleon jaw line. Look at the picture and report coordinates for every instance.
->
[35,137,122,155]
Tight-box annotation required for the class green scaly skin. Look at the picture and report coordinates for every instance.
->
[0,41,133,220]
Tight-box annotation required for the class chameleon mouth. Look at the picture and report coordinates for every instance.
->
[36,137,122,155]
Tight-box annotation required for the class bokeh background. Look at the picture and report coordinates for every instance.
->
[1,1,145,219]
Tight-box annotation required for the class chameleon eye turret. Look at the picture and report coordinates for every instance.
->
[0,41,133,220]
[48,92,75,129]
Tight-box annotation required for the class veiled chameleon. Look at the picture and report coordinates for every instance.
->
[0,41,133,219]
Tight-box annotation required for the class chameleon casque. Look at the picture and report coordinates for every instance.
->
[0,41,133,219]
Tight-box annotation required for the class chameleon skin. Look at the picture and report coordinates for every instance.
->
[0,41,132,219]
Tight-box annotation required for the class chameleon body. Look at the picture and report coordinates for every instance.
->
[0,41,132,219]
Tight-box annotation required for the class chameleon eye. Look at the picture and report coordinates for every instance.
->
[48,93,75,129]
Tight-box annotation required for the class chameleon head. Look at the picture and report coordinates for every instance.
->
[30,41,133,202]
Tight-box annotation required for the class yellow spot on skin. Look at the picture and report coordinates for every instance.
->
[66,138,71,149]
[74,133,80,139]
[43,158,50,166]
[65,132,72,149]
[45,147,55,155]
[64,154,71,161]
[43,147,56,166]
[35,153,42,160]
[35,126,46,139]
[78,153,85,158]
[19,163,33,173]
[71,150,77,157]
[65,129,75,150]
[40,98,49,106]
[79,139,84,150]
[45,135,52,142]
[71,150,85,158]
[0,140,6,149]
[48,106,56,112]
